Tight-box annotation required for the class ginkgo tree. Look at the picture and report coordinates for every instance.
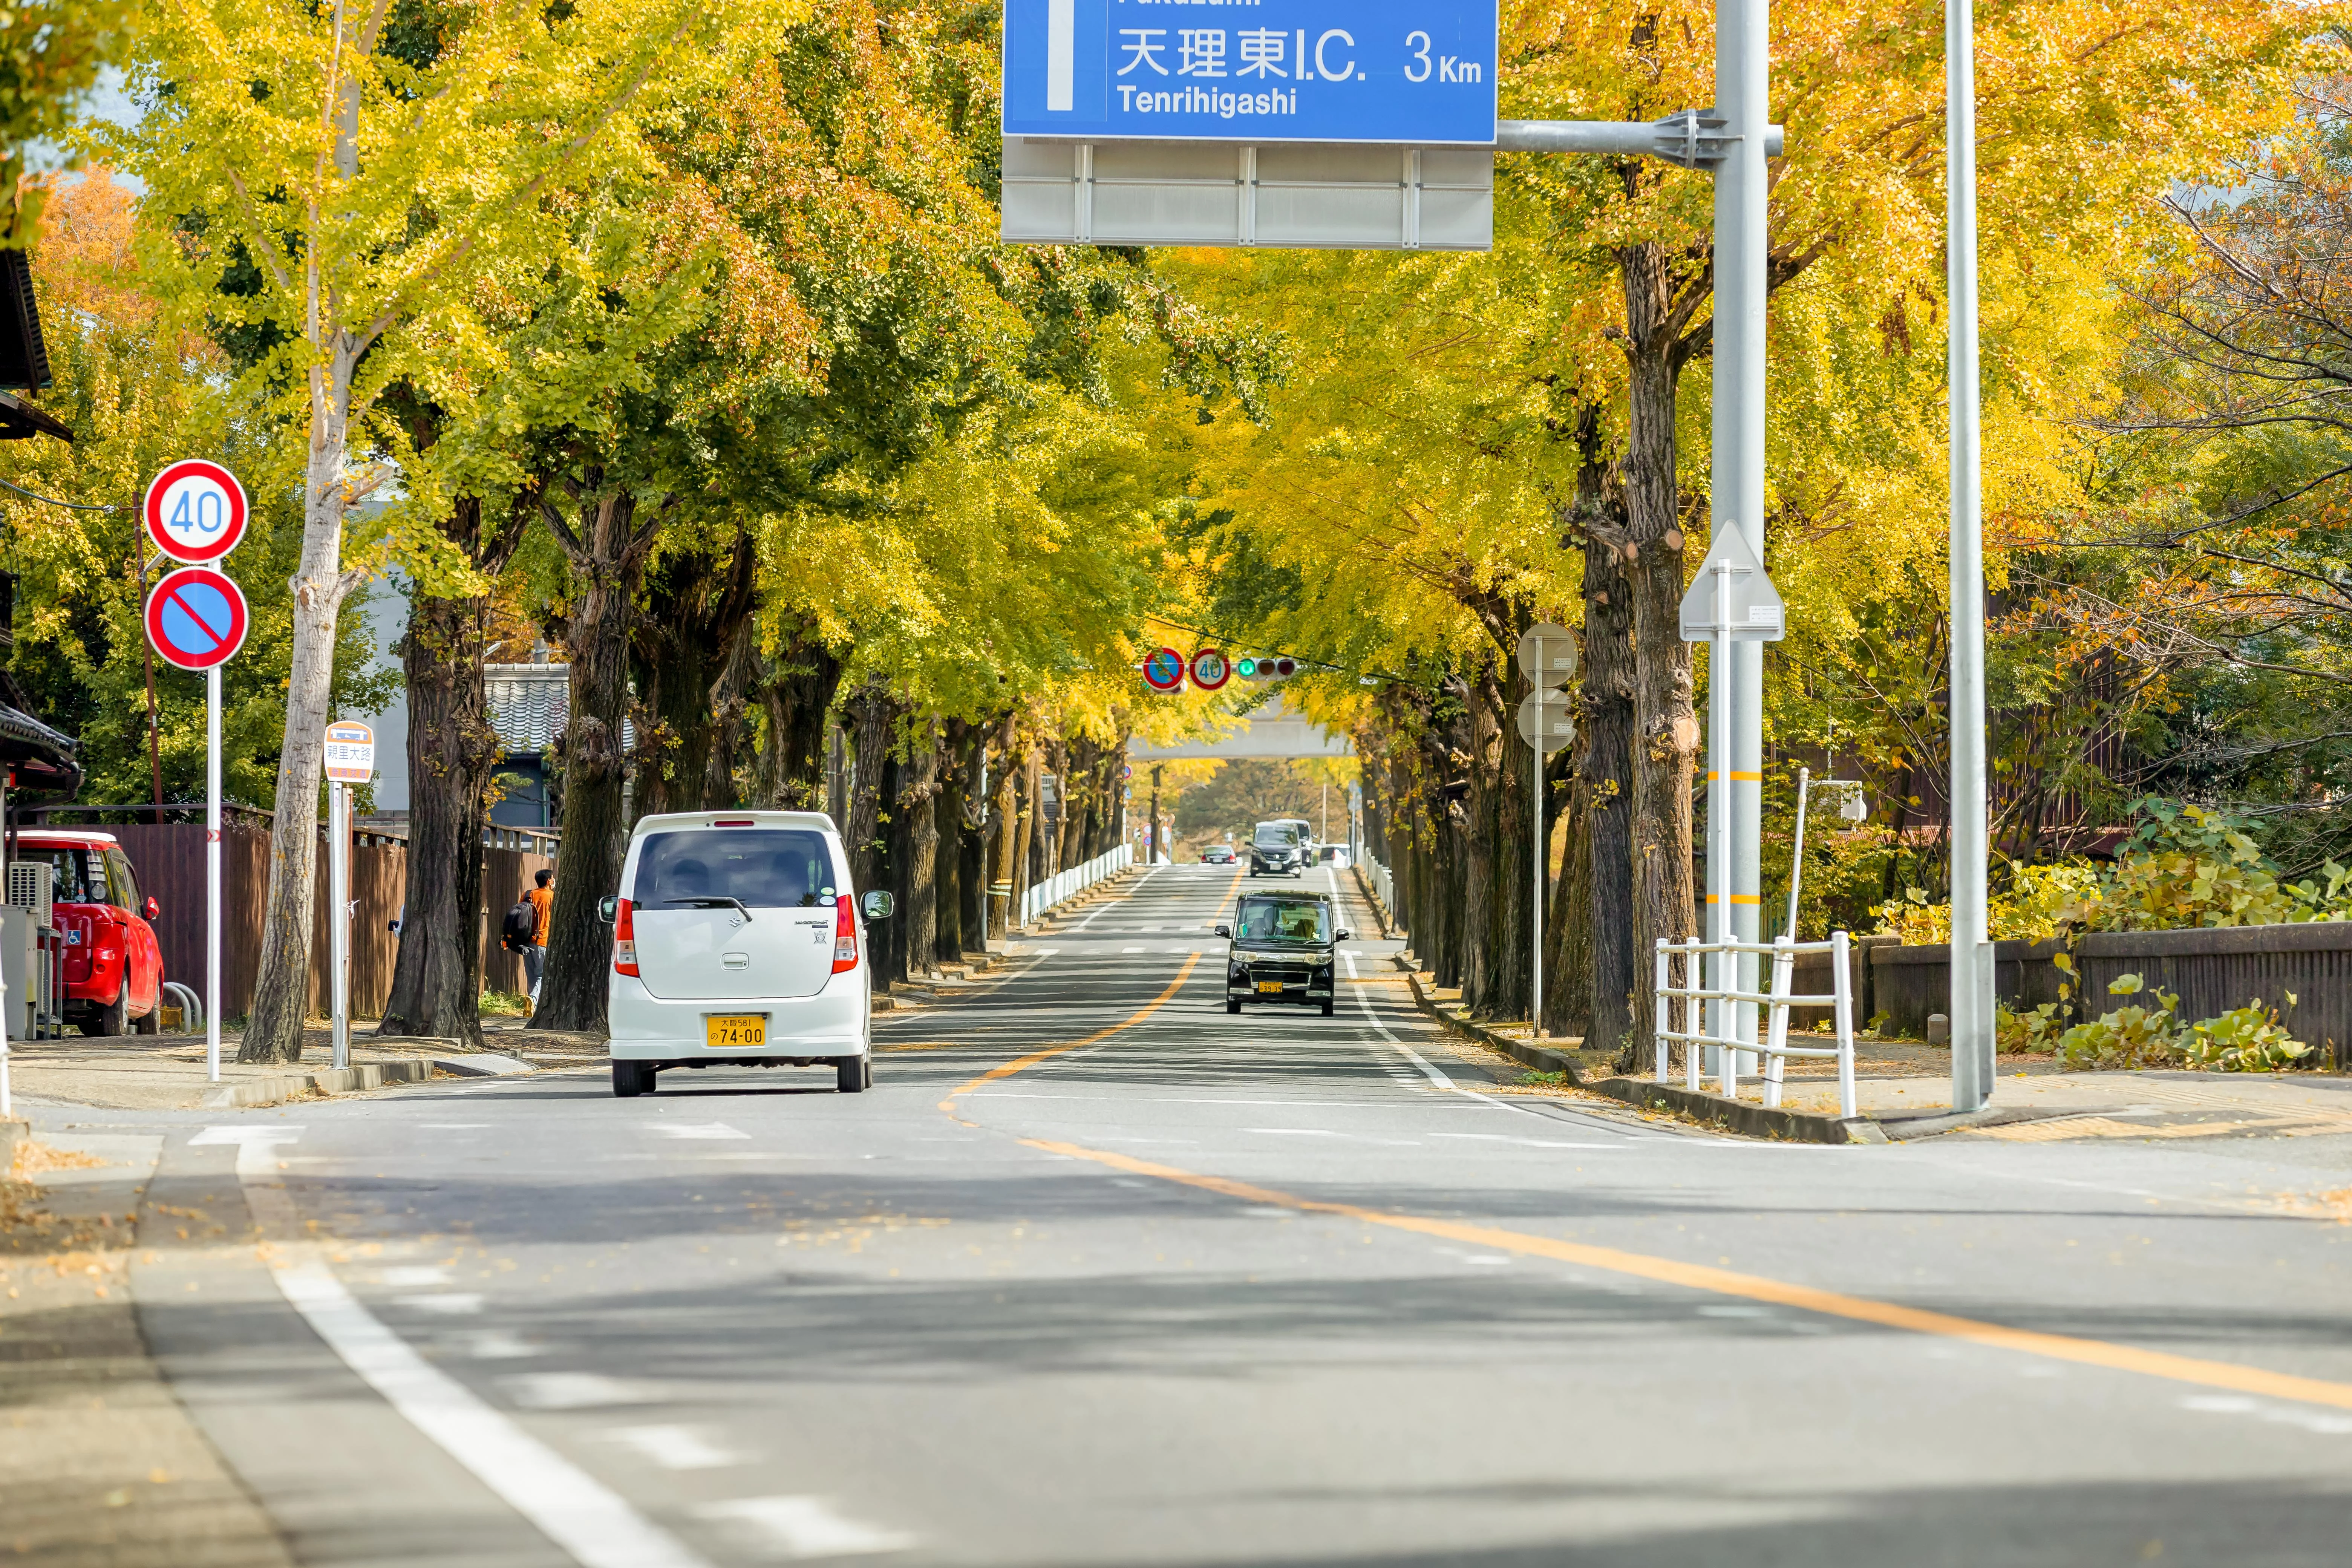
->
[101,0,763,1061]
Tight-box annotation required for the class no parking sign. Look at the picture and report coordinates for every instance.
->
[144,567,249,671]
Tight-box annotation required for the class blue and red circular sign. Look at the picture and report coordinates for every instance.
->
[143,459,249,564]
[1142,646,1185,692]
[1189,648,1230,690]
[145,567,250,671]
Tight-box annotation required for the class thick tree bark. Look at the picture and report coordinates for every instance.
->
[880,746,908,983]
[1013,747,1041,911]
[903,720,940,977]
[987,721,1019,936]
[1566,423,1640,1052]
[935,720,972,960]
[845,679,894,897]
[631,534,755,819]
[702,615,763,810]
[1618,237,1704,1057]
[240,339,368,1063]
[758,634,843,809]
[1459,671,1502,1012]
[379,493,525,1043]
[1544,727,1593,1038]
[531,484,661,1033]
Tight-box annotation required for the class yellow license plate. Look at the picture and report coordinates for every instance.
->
[1256,980,1284,994]
[705,1015,767,1048]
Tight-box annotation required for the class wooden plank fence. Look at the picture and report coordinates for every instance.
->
[92,823,554,1023]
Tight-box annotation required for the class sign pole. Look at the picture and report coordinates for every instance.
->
[206,666,220,1084]
[1947,0,1993,1110]
[331,781,349,1070]
[1714,0,1769,1085]
[1531,715,1544,1037]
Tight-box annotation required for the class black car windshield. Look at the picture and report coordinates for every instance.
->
[1233,896,1329,944]
[1253,824,1302,848]
[634,829,834,909]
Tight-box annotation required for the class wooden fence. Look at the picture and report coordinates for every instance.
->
[90,823,553,1022]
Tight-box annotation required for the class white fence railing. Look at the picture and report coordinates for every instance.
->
[1362,853,1395,923]
[1017,842,1134,926]
[1654,933,1857,1118]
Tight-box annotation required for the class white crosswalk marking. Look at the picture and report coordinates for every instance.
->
[606,1424,747,1470]
[501,1372,658,1410]
[1122,945,1145,954]
[647,1123,748,1139]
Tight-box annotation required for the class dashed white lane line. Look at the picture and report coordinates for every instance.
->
[1122,945,1146,954]
[696,1495,916,1558]
[396,1292,485,1314]
[1340,951,1455,1089]
[646,1122,749,1140]
[203,1124,722,1568]
[607,1425,749,1471]
[501,1372,659,1410]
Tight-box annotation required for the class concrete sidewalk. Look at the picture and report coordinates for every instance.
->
[3,1029,532,1112]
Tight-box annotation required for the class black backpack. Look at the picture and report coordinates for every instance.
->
[501,899,537,952]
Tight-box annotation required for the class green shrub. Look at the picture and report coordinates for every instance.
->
[2052,973,2184,1069]
[1995,1001,2066,1054]
[2179,996,2313,1073]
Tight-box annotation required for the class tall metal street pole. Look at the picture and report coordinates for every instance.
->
[1946,0,1994,1109]
[1710,0,1769,1076]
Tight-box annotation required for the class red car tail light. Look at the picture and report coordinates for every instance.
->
[831,896,858,974]
[613,898,639,976]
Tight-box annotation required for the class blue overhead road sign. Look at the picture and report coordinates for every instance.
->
[1002,0,1497,144]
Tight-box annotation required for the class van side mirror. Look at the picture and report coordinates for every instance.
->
[598,896,617,923]
[1335,928,1351,941]
[862,890,894,920]
[1214,923,1230,937]
[144,896,160,920]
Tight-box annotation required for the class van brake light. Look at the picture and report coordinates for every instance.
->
[614,898,639,976]
[831,896,858,973]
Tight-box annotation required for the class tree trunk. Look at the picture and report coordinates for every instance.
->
[935,720,972,960]
[988,721,1019,936]
[378,585,496,1044]
[631,534,753,819]
[961,728,989,951]
[1568,432,1640,1053]
[702,616,763,810]
[758,634,843,810]
[240,340,363,1063]
[904,719,940,977]
[880,746,908,983]
[845,679,894,897]
[1619,238,1702,1058]
[531,485,658,1034]
[1459,671,1502,1012]
[1544,727,1593,1037]
[1013,747,1041,913]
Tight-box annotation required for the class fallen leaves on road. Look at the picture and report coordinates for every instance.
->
[11,1140,106,1177]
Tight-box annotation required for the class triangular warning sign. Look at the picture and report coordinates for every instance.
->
[1678,525,1785,643]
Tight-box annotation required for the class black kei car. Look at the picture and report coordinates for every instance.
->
[1248,820,1309,877]
[1219,892,1349,1016]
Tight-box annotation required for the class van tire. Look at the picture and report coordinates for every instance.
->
[612,1062,646,1098]
[836,1056,868,1094]
[1320,998,1335,1016]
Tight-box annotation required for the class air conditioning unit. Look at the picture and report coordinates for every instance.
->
[7,860,52,925]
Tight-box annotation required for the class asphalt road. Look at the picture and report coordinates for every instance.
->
[42,864,2352,1566]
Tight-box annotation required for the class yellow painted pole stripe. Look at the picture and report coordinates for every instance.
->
[1012,1138,2352,1413]
[1703,772,1765,782]
[1702,894,1761,905]
[939,953,1200,1116]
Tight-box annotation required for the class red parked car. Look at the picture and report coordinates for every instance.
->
[17,830,164,1036]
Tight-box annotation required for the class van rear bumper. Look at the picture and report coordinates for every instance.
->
[606,973,868,1060]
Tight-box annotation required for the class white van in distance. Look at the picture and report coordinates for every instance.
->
[599,810,892,1098]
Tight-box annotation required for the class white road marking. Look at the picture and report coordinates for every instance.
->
[396,1293,485,1314]
[380,1266,453,1287]
[606,1424,747,1470]
[1248,1127,1343,1137]
[1340,953,1453,1087]
[275,1262,714,1568]
[1121,946,1145,954]
[218,1128,717,1568]
[502,1372,659,1410]
[460,1330,542,1360]
[420,1123,493,1129]
[647,1123,749,1140]
[1428,1132,1623,1149]
[696,1496,915,1559]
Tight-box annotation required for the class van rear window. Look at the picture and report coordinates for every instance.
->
[633,830,835,910]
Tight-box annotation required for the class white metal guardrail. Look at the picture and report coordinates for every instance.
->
[1017,842,1133,926]
[1653,933,1857,1118]
[1362,853,1395,923]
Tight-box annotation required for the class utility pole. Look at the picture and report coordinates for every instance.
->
[1150,763,1163,865]
[1947,0,1994,1109]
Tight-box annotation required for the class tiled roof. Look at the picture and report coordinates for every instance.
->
[483,664,634,756]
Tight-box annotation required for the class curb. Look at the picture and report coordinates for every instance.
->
[1400,967,1884,1145]
[1582,1076,1888,1145]
[0,1116,26,1168]
[199,1053,535,1110]
[1349,865,1395,939]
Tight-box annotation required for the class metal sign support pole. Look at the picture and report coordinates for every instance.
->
[1531,727,1544,1038]
[1946,0,1994,1109]
[206,666,220,1084]
[331,781,349,1070]
[1714,0,1768,1084]
[1709,565,1733,1092]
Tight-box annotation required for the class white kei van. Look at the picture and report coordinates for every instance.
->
[598,810,893,1098]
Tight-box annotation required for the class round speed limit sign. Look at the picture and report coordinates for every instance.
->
[144,459,249,564]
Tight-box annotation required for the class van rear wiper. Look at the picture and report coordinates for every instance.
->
[662,896,755,922]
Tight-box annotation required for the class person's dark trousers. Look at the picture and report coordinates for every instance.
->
[523,944,545,1002]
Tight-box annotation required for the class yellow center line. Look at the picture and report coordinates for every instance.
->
[1008,1138,2352,1413]
[937,954,1200,1121]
